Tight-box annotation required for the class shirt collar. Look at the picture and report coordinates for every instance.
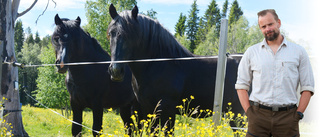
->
[261,35,288,48]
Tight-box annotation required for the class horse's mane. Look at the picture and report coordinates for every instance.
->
[115,11,194,58]
[59,18,109,59]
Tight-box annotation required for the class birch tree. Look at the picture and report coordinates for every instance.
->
[0,0,41,136]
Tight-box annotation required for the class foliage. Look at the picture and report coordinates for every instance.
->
[40,35,51,48]
[25,27,35,45]
[17,42,42,105]
[34,32,41,46]
[194,25,219,56]
[176,35,191,52]
[227,16,249,54]
[14,20,24,54]
[174,13,187,37]
[186,0,199,53]
[204,0,221,35]
[245,23,264,49]
[195,17,207,45]
[35,44,69,109]
[0,98,13,137]
[84,0,137,53]
[228,0,243,25]
[221,0,229,19]
[141,8,158,20]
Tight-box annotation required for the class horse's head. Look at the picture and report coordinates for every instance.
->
[107,4,139,82]
[52,14,81,73]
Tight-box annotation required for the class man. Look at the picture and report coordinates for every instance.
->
[235,9,314,137]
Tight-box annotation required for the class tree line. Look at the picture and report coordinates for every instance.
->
[15,0,267,112]
[174,0,264,55]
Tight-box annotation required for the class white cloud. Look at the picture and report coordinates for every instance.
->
[140,0,211,6]
[19,0,86,12]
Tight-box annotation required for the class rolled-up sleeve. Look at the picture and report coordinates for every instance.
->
[235,49,252,91]
[299,48,315,95]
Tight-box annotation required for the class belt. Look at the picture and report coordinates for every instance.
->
[250,101,296,111]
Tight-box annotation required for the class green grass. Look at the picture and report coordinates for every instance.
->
[19,99,319,137]
[21,101,247,137]
[22,106,127,136]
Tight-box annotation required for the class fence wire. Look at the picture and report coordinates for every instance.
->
[8,55,244,136]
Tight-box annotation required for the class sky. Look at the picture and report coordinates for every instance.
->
[18,0,320,134]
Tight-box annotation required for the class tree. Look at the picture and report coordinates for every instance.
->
[25,27,34,45]
[227,16,249,53]
[40,35,51,48]
[84,0,137,53]
[195,17,207,45]
[194,25,219,55]
[14,20,24,54]
[186,0,199,53]
[176,34,191,51]
[35,44,69,110]
[141,8,157,19]
[174,13,187,37]
[17,41,41,105]
[0,0,39,136]
[34,31,41,45]
[228,0,243,25]
[245,23,264,49]
[221,0,228,19]
[195,0,220,46]
[204,0,221,33]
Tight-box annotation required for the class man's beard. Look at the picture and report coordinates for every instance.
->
[264,30,280,41]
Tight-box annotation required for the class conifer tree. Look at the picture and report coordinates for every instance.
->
[14,20,24,54]
[221,0,228,19]
[195,17,207,45]
[228,0,243,25]
[204,0,221,31]
[34,31,41,45]
[174,13,187,37]
[186,0,199,53]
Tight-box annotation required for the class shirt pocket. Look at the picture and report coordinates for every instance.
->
[282,61,298,78]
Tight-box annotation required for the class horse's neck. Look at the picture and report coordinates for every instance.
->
[75,38,110,61]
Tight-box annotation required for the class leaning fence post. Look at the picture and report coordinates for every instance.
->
[212,19,228,124]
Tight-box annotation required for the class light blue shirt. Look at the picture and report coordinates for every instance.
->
[235,36,314,107]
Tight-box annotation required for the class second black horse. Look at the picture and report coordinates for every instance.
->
[108,4,244,135]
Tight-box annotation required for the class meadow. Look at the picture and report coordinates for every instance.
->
[19,98,248,137]
[2,100,315,137]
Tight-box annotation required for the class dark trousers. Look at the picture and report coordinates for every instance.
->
[246,105,300,137]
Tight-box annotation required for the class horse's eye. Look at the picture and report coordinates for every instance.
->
[64,34,68,38]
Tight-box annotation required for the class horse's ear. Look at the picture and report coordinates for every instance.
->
[55,14,63,25]
[75,16,81,26]
[132,5,138,19]
[109,4,119,19]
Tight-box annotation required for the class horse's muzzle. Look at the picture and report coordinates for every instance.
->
[55,59,68,73]
[108,63,125,82]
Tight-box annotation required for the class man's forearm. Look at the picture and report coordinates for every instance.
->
[297,91,312,113]
[237,89,250,113]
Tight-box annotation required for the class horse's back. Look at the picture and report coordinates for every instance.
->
[181,56,242,113]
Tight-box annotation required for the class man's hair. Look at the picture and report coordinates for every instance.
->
[257,9,279,21]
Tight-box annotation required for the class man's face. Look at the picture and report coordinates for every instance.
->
[258,12,281,41]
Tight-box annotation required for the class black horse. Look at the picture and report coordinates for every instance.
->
[52,14,136,136]
[107,4,243,134]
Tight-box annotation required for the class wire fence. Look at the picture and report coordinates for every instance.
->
[3,54,245,68]
[3,54,317,136]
